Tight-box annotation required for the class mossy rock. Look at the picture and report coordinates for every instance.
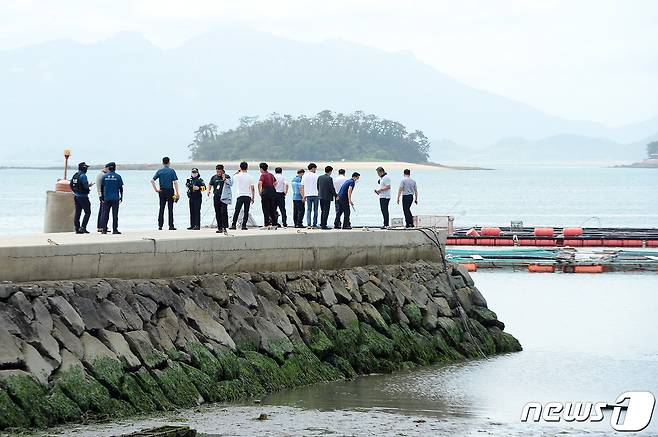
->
[359,323,395,357]
[402,304,422,329]
[88,356,125,396]
[235,358,266,397]
[144,351,168,369]
[307,326,334,358]
[488,327,523,353]
[328,355,357,379]
[431,334,464,362]
[467,319,496,356]
[56,366,121,418]
[133,368,173,411]
[2,374,50,428]
[331,327,360,356]
[377,304,394,325]
[119,373,156,413]
[215,348,242,381]
[153,362,201,408]
[188,342,223,381]
[46,386,83,425]
[180,362,224,403]
[0,388,29,429]
[241,351,288,392]
[317,314,338,339]
[214,379,250,402]
[387,323,436,366]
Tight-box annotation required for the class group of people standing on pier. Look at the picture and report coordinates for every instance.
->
[69,157,419,234]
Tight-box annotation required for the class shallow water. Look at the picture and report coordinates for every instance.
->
[35,272,658,436]
[0,166,657,234]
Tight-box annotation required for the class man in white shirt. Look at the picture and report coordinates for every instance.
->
[300,163,319,228]
[274,167,289,227]
[374,166,392,228]
[332,169,347,229]
[230,161,255,230]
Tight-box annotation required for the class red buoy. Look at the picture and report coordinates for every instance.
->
[563,227,583,237]
[534,227,554,237]
[480,227,501,237]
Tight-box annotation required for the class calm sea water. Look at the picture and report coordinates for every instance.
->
[0,166,656,234]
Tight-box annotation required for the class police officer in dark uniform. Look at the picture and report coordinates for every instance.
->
[70,162,93,234]
[186,168,206,230]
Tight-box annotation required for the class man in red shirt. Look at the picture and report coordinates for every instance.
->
[258,162,279,228]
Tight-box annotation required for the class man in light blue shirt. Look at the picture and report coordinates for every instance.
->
[291,169,305,228]
[150,157,179,230]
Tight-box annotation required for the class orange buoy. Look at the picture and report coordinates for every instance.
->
[460,263,477,272]
[528,265,555,273]
[563,227,583,237]
[574,265,604,273]
[55,179,72,193]
[480,227,501,237]
[534,227,554,237]
[466,228,480,237]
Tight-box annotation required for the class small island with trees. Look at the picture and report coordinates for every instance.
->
[615,140,658,168]
[188,110,431,163]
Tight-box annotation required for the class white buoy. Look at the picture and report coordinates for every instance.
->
[44,190,75,233]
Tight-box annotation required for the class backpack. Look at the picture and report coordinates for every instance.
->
[70,172,88,194]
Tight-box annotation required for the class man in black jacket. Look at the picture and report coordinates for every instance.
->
[317,165,336,229]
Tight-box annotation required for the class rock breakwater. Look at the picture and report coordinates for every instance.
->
[0,260,520,430]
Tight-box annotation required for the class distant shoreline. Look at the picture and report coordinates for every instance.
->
[0,160,492,171]
[613,159,658,169]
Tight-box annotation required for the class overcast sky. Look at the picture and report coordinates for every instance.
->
[2,0,657,126]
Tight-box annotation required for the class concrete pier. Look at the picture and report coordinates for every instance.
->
[0,228,445,282]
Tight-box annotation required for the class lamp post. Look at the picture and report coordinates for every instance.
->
[63,148,72,180]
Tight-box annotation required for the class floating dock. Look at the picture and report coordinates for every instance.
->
[447,226,658,248]
[447,246,658,273]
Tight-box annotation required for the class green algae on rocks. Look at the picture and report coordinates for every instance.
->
[0,261,521,430]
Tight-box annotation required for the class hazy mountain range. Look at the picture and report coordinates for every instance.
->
[0,27,656,166]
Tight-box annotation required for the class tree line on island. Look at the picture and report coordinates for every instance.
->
[188,110,431,162]
[647,141,658,158]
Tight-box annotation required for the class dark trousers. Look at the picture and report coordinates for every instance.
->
[275,192,287,226]
[96,198,103,229]
[158,188,175,229]
[293,200,305,227]
[402,194,414,227]
[214,197,229,230]
[100,200,120,232]
[232,196,251,229]
[319,199,332,228]
[74,196,91,231]
[334,200,341,228]
[189,194,202,228]
[379,198,390,227]
[336,197,351,228]
[261,188,278,226]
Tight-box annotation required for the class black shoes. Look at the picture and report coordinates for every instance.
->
[229,226,237,230]
[158,227,162,230]
[342,226,352,230]
[113,230,121,234]
[169,227,177,231]
[187,226,194,230]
